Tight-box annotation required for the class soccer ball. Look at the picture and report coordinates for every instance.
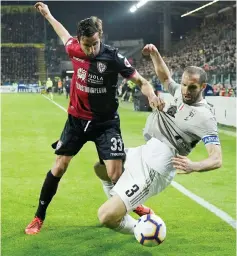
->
[134,214,166,247]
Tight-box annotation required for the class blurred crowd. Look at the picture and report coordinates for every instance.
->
[134,10,236,97]
[1,7,44,43]
[1,47,38,83]
[45,39,62,73]
[1,5,236,99]
[1,6,43,83]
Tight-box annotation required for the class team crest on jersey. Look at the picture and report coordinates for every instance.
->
[184,110,196,121]
[97,62,107,73]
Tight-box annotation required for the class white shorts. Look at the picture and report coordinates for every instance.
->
[110,138,176,212]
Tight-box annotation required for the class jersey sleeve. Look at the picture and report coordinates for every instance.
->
[114,51,136,79]
[197,117,220,146]
[167,79,181,96]
[65,37,86,58]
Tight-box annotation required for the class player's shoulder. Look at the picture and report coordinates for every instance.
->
[197,101,217,124]
[65,37,78,47]
[99,44,123,62]
[198,100,215,116]
[103,44,124,57]
[103,43,117,53]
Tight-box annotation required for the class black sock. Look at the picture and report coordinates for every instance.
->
[35,170,61,220]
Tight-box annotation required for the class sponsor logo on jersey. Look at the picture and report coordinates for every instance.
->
[166,105,177,117]
[73,56,85,63]
[124,58,131,67]
[97,62,107,73]
[76,82,107,94]
[77,68,87,81]
[88,73,104,85]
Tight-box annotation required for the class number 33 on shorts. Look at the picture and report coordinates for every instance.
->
[110,137,123,152]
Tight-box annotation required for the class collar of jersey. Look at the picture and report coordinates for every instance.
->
[192,98,207,106]
[97,43,105,57]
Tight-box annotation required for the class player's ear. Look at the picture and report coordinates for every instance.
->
[201,83,207,90]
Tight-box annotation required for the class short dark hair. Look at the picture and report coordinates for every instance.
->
[183,66,207,84]
[77,16,103,40]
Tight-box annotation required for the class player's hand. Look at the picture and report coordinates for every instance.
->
[172,154,195,174]
[148,95,165,111]
[34,2,52,19]
[142,44,159,56]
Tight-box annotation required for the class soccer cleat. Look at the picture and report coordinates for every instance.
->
[133,204,155,217]
[25,217,44,235]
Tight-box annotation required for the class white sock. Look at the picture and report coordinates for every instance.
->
[101,180,114,199]
[114,214,137,235]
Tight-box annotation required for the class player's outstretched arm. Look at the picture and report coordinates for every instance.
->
[173,144,222,174]
[142,44,175,92]
[129,72,165,111]
[34,2,71,45]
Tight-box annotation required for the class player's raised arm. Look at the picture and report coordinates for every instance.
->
[34,2,71,45]
[142,44,179,95]
[114,51,165,110]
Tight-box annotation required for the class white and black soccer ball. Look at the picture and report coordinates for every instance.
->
[134,214,166,247]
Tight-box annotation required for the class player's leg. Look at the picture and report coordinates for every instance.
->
[49,88,53,100]
[98,194,136,234]
[94,158,154,216]
[94,160,114,199]
[98,143,176,235]
[94,114,155,215]
[25,115,87,235]
[94,115,125,183]
[97,148,146,234]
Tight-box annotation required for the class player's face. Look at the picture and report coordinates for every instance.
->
[80,32,101,58]
[181,72,205,105]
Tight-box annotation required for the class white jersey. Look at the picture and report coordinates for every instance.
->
[143,81,220,155]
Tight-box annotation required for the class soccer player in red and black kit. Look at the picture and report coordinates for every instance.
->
[25,2,163,235]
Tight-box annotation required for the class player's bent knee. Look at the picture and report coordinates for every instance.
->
[98,205,116,227]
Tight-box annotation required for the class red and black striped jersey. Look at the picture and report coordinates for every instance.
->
[65,37,136,120]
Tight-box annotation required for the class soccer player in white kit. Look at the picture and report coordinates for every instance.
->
[96,44,223,235]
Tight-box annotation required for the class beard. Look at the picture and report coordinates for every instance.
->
[182,90,202,105]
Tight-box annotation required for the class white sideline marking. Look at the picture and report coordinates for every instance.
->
[42,95,67,113]
[42,95,237,230]
[171,181,236,229]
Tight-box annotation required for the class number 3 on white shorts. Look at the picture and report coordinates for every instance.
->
[111,137,123,151]
[125,184,139,197]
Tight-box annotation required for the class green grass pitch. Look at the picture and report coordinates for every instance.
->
[1,94,236,256]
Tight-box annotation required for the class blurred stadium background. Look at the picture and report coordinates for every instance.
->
[1,1,236,256]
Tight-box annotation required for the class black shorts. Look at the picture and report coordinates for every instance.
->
[52,114,125,161]
[46,87,52,93]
